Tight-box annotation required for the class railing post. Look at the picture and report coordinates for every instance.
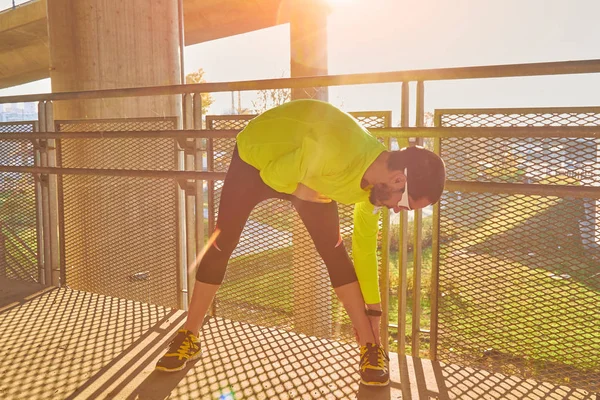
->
[38,101,53,286]
[412,81,424,357]
[176,100,188,310]
[205,119,216,316]
[429,111,443,360]
[397,81,410,355]
[380,137,391,353]
[45,101,61,286]
[193,94,205,303]
[35,102,46,284]
[183,92,195,310]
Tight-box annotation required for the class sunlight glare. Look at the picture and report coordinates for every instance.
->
[327,0,355,5]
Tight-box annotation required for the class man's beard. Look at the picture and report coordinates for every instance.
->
[369,183,393,206]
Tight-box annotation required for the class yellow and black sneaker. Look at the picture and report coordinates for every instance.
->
[359,343,390,386]
[155,328,201,372]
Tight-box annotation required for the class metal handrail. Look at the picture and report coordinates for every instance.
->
[0,165,227,180]
[0,130,239,140]
[445,180,600,199]
[0,165,596,198]
[1,59,599,104]
[0,126,598,140]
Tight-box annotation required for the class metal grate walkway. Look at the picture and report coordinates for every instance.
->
[0,277,594,400]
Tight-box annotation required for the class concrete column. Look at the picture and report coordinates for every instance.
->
[47,0,181,119]
[289,0,329,101]
[46,0,182,305]
[288,0,331,337]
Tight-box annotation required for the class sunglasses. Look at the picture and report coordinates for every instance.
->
[397,168,411,211]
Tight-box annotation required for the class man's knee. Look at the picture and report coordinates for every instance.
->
[195,252,227,284]
[194,241,232,284]
[330,266,358,288]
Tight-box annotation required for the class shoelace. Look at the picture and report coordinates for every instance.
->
[170,332,195,360]
[360,344,388,372]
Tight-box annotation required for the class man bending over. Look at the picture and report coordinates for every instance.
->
[156,99,446,386]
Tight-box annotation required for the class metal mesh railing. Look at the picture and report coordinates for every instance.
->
[436,108,600,392]
[0,122,37,134]
[206,115,304,332]
[57,118,177,170]
[56,118,180,307]
[210,111,391,342]
[0,122,38,282]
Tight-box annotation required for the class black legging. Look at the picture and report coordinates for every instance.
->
[195,146,358,288]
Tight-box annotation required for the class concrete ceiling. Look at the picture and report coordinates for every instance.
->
[0,0,290,89]
[184,0,286,44]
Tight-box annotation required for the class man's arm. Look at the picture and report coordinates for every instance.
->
[259,148,305,194]
[259,137,322,195]
[352,201,381,306]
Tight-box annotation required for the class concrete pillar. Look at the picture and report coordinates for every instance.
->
[287,0,331,337]
[46,0,182,306]
[47,0,181,119]
[289,0,329,101]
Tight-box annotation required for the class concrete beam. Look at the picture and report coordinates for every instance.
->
[0,0,296,89]
[0,0,49,88]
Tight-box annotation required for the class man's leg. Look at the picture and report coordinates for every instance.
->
[156,147,268,372]
[292,198,390,386]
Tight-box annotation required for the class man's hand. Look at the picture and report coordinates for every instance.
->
[292,183,332,203]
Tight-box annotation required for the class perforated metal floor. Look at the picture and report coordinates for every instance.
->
[0,278,594,400]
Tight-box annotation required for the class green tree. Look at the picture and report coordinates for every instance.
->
[185,69,215,116]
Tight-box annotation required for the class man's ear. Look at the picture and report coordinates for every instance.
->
[388,169,406,190]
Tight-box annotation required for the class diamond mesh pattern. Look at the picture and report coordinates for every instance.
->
[209,112,389,343]
[61,175,178,307]
[440,110,600,127]
[0,123,38,283]
[0,140,33,166]
[0,282,174,399]
[441,136,599,186]
[57,118,179,307]
[440,108,600,187]
[0,122,36,133]
[0,281,363,400]
[437,109,600,392]
[0,173,38,283]
[56,119,176,132]
[349,111,391,129]
[57,118,177,170]
[206,115,256,131]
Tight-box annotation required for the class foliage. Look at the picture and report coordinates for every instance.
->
[185,69,215,116]
[388,214,433,253]
[250,87,291,114]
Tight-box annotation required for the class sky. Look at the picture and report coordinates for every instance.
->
[1,0,599,123]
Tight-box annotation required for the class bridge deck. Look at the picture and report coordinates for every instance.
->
[0,277,593,399]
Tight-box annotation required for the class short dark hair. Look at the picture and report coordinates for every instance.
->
[387,146,446,205]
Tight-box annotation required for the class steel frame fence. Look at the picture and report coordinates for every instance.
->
[433,107,600,391]
[0,59,599,393]
[0,121,39,283]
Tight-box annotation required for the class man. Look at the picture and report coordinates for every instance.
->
[156,99,446,386]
